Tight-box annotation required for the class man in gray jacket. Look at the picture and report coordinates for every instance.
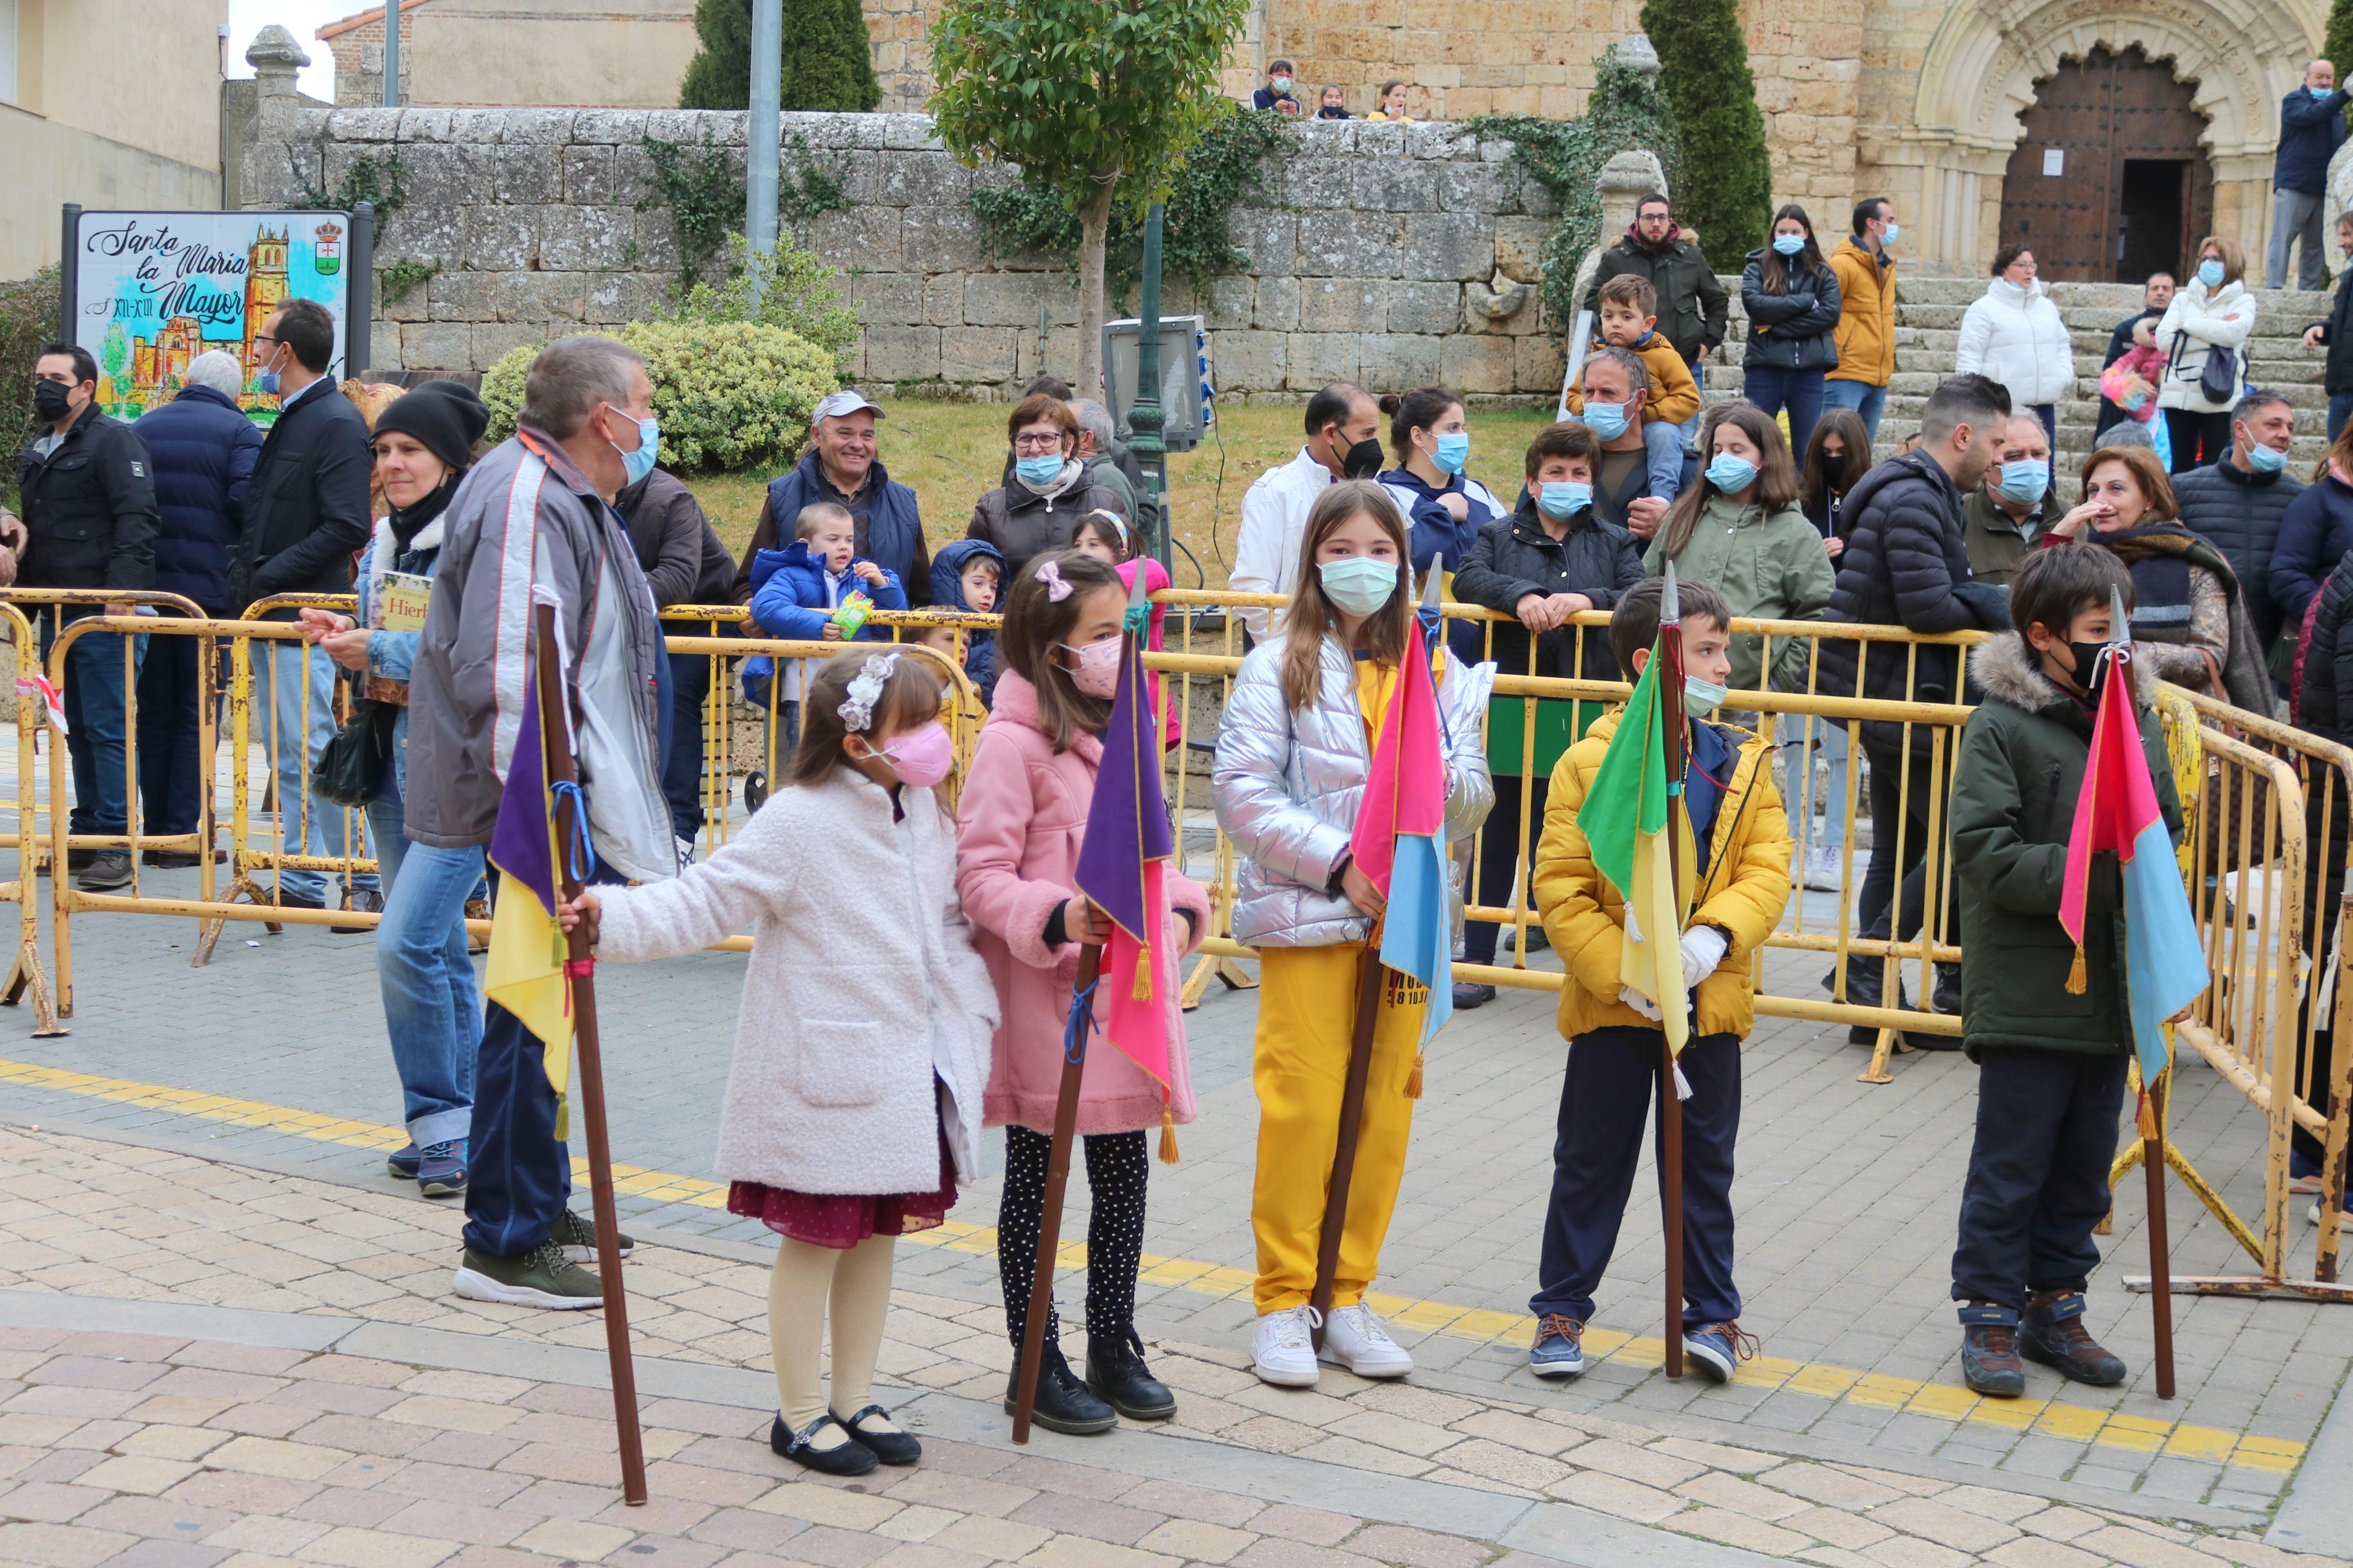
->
[406,336,674,1308]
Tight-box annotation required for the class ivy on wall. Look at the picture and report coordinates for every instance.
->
[640,127,853,288]
[289,150,407,243]
[968,105,1291,294]
[1468,57,1681,335]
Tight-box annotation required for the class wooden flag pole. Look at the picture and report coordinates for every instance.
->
[532,603,647,1505]
[1310,940,1385,1350]
[1656,581,1689,1382]
[1010,943,1099,1443]
[2145,1067,2176,1399]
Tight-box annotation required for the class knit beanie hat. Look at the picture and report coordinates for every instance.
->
[373,380,490,473]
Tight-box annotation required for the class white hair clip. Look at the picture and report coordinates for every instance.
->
[1035,559,1073,602]
[838,650,900,733]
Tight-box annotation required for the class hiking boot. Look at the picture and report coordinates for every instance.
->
[770,1412,876,1476]
[1452,981,1497,1010]
[416,1139,467,1198]
[1958,1303,2025,1397]
[2020,1290,2127,1386]
[1003,1341,1116,1435]
[452,1240,602,1310]
[1085,1324,1176,1421]
[549,1208,633,1263]
[76,851,132,892]
[1684,1321,1759,1385]
[386,1144,421,1181]
[1529,1313,1585,1379]
[1321,1303,1412,1378]
[832,1403,920,1466]
[1252,1306,1321,1388]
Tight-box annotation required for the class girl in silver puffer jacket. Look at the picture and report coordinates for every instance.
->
[1211,480,1492,1392]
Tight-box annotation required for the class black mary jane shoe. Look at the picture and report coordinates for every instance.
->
[834,1403,922,1466]
[1085,1325,1177,1421]
[769,1412,877,1475]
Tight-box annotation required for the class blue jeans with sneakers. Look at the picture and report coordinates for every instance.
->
[1950,1047,2127,1311]
[368,783,481,1151]
[1531,1026,1742,1329]
[260,639,375,905]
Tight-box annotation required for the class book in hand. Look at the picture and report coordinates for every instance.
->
[365,570,434,706]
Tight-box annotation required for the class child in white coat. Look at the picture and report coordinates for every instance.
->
[561,649,996,1477]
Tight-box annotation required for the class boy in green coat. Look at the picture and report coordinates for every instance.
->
[1947,545,2185,1396]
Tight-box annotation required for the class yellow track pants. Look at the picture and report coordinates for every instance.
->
[1250,943,1425,1314]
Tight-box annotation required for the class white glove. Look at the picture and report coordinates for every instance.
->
[1617,984,1662,1021]
[1624,907,1642,945]
[1679,925,1729,991]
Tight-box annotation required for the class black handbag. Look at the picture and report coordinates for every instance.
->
[2199,343,2239,406]
[315,699,392,809]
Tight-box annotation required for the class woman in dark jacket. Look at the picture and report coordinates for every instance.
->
[1450,421,1643,997]
[2269,419,2353,637]
[966,394,1124,578]
[2304,212,2353,442]
[2292,550,2353,1222]
[1740,204,1842,459]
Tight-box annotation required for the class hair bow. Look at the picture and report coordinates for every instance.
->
[1035,559,1073,602]
[838,650,900,733]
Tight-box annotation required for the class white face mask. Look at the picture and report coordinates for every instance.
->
[1684,675,1729,717]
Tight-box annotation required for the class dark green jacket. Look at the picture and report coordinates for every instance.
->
[1950,633,2184,1059]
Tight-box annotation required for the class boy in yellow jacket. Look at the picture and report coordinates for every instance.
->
[1528,576,1792,1384]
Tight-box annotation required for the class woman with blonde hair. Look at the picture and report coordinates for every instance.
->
[2155,236,2256,472]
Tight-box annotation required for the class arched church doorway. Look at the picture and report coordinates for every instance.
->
[1997,46,2214,283]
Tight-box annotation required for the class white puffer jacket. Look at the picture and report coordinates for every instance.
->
[2155,278,2256,414]
[590,766,998,1196]
[1954,278,2076,408]
[1212,635,1493,948]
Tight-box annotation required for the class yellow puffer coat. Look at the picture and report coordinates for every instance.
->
[1531,707,1793,1040]
[1825,237,1897,388]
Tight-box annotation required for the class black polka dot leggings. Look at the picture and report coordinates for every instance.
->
[998,1125,1148,1350]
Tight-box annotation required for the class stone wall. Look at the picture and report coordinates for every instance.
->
[247,98,1573,397]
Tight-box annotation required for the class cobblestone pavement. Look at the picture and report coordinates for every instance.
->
[1,871,2350,1559]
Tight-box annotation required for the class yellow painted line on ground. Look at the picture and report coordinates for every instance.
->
[0,1054,2305,1473]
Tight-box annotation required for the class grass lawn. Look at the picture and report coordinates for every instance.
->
[683,400,1559,587]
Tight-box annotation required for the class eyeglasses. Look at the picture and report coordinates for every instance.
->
[1012,432,1066,454]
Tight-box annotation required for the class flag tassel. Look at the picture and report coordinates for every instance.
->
[1131,938,1153,1001]
[1158,1102,1180,1164]
[2065,942,2088,994]
[1404,1052,1424,1100]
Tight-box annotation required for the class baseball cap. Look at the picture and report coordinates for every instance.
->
[811,389,886,427]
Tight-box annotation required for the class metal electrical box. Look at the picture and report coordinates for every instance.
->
[1102,315,1212,453]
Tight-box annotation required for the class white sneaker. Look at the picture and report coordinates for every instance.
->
[1320,1304,1413,1378]
[1802,845,1844,892]
[1252,1306,1322,1386]
[675,835,698,867]
[2309,1201,2353,1229]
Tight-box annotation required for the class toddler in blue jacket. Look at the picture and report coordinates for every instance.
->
[743,502,908,741]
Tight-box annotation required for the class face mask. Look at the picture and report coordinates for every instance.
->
[2061,640,2113,702]
[1684,675,1729,717]
[877,721,954,788]
[1538,481,1592,520]
[1318,556,1398,617]
[1705,453,1759,493]
[253,344,283,397]
[1271,75,1292,92]
[1059,635,1122,699]
[2198,259,2224,287]
[2316,86,2334,98]
[31,381,73,423]
[608,408,659,486]
[1882,222,1900,247]
[1340,434,1385,479]
[1993,458,2049,504]
[2248,442,2288,474]
[1431,432,1469,475]
[1016,453,1065,486]
[1772,233,1806,257]
[1583,400,1630,440]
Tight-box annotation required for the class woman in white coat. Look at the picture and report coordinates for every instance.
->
[2155,235,2257,474]
[1954,246,2075,450]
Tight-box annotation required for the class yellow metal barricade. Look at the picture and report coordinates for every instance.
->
[0,602,62,1034]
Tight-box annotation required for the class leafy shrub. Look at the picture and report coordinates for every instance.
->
[680,0,879,112]
[664,233,860,375]
[0,268,62,509]
[480,320,837,474]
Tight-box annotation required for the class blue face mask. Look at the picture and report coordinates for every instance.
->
[1882,222,1900,247]
[1705,453,1759,493]
[1432,431,1470,474]
[1318,556,1399,617]
[2198,259,2225,288]
[254,343,283,397]
[1772,233,1806,256]
[1016,453,1065,486]
[2316,85,2335,98]
[609,408,659,486]
[2248,441,2288,474]
[1583,401,1630,440]
[1538,481,1592,520]
[1993,459,2049,505]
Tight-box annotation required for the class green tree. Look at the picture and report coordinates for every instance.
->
[2330,2,2353,130]
[1639,0,1772,272]
[680,0,881,112]
[929,0,1248,394]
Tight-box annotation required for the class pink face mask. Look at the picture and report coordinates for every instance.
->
[878,721,954,787]
[1060,636,1122,699]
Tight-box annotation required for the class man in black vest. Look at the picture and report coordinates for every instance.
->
[2174,389,2301,675]
[238,298,376,917]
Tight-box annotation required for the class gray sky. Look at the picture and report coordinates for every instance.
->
[225,0,349,101]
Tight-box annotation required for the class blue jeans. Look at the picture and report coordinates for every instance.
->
[2330,392,2353,444]
[1740,365,1825,458]
[1780,712,1848,852]
[259,638,374,903]
[368,784,481,1150]
[1640,419,1685,503]
[1677,355,1705,448]
[1821,379,1887,446]
[45,612,148,837]
[135,630,211,837]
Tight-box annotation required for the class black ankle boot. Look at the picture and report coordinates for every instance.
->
[1003,1341,1117,1435]
[2020,1291,2127,1386]
[1086,1324,1176,1421]
[1825,923,1907,1043]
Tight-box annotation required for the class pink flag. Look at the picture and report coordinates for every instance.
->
[1349,608,1447,897]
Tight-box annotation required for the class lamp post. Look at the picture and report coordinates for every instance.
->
[745,0,783,307]
[381,0,400,106]
[1130,202,1172,573]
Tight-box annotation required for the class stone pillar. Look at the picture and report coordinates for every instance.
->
[242,26,315,210]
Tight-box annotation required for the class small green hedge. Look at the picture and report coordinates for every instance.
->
[481,320,838,474]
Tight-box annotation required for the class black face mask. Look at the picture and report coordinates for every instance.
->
[1340,435,1385,479]
[31,381,73,423]
[2063,639,2113,703]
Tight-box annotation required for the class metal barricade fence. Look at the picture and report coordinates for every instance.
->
[0,600,60,1034]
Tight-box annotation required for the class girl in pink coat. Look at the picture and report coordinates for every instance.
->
[956,549,1211,1437]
